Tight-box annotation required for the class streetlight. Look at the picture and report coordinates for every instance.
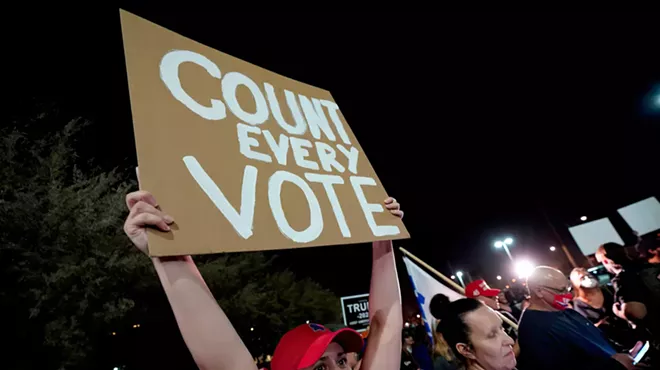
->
[549,246,556,252]
[416,314,421,318]
[451,275,456,280]
[580,216,587,221]
[515,260,535,279]
[494,237,514,261]
[496,275,502,280]
[250,327,254,332]
[456,271,465,288]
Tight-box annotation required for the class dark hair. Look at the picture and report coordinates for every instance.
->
[435,298,483,362]
[430,294,451,320]
[602,242,633,266]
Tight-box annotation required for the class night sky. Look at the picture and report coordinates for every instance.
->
[6,9,659,316]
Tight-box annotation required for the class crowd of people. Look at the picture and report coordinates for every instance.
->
[402,234,659,370]
[123,187,659,370]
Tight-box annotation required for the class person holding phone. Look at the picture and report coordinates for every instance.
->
[517,266,639,370]
[123,189,405,370]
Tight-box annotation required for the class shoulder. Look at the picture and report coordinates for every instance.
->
[519,310,552,334]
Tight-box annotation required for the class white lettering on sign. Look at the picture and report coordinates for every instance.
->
[183,156,256,239]
[299,95,336,142]
[162,50,403,244]
[337,145,359,175]
[264,82,307,136]
[290,137,319,171]
[262,130,289,166]
[160,50,226,120]
[237,123,272,163]
[350,176,400,237]
[315,142,345,173]
[305,173,350,238]
[269,171,323,243]
[347,301,369,313]
[320,100,351,145]
[222,72,269,126]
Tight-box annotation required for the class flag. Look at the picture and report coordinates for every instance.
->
[403,256,464,342]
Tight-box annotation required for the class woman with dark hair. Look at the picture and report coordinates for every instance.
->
[401,330,421,370]
[436,299,516,370]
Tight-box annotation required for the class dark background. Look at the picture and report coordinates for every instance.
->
[3,8,659,365]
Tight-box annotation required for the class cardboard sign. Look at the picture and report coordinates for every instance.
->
[119,11,409,256]
[340,294,370,332]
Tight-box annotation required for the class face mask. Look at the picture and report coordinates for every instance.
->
[551,293,573,310]
[580,275,599,289]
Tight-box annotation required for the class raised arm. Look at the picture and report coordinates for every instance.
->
[360,197,404,370]
[123,191,256,370]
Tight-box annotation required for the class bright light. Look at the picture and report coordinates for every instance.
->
[111,332,116,336]
[494,241,504,248]
[496,275,502,280]
[114,367,119,370]
[512,278,516,283]
[580,216,587,221]
[451,275,456,280]
[549,246,556,252]
[456,271,464,278]
[515,260,535,279]
[404,322,410,327]
[305,320,310,324]
[504,237,513,245]
[250,327,254,331]
[416,314,421,318]
[505,285,510,289]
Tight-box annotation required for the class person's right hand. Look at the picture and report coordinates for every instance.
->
[123,190,174,255]
[611,353,636,370]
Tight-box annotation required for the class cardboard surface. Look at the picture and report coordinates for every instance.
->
[120,10,409,256]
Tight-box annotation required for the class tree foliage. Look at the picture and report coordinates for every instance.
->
[0,105,340,369]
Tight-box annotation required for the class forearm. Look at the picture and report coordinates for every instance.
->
[152,256,256,370]
[361,240,403,370]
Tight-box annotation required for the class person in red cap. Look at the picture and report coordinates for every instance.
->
[466,279,518,344]
[270,323,364,370]
[465,280,501,311]
[123,189,404,370]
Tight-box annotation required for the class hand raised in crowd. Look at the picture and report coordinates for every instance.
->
[384,197,404,219]
[123,190,175,255]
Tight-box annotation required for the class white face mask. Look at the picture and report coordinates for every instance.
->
[580,275,599,289]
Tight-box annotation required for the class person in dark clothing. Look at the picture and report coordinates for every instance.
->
[429,294,459,370]
[596,242,659,338]
[569,267,641,350]
[497,291,522,321]
[517,266,636,370]
[401,330,421,370]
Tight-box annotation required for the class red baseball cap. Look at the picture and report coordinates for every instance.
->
[465,279,500,299]
[271,323,364,370]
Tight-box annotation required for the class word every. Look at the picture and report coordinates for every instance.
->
[160,49,401,244]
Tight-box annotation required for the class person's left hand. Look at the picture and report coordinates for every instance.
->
[384,197,403,219]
